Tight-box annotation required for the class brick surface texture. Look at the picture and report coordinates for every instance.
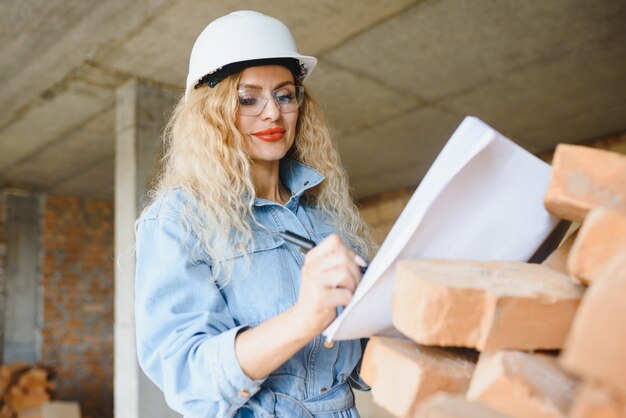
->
[358,188,413,244]
[41,196,113,418]
[0,191,6,360]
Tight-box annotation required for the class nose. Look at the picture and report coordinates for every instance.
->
[260,97,281,120]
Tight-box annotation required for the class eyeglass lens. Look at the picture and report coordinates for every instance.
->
[238,86,304,116]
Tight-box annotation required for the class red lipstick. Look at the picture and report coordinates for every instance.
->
[252,127,285,142]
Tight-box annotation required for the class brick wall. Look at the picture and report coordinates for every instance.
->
[0,191,7,361]
[359,188,413,245]
[41,196,114,418]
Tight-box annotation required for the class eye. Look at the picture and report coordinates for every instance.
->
[238,96,258,106]
[276,94,295,105]
[274,89,296,105]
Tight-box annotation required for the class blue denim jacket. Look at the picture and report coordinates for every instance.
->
[135,160,368,418]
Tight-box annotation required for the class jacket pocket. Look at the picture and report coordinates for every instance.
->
[222,233,285,260]
[216,232,295,327]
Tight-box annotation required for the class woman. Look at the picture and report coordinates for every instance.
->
[135,10,377,418]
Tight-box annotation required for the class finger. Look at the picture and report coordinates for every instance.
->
[311,251,355,274]
[303,250,343,275]
[340,255,362,289]
[353,253,368,269]
[306,234,345,260]
[346,250,367,281]
[331,252,363,285]
[326,288,353,308]
[309,245,359,271]
[306,256,361,292]
[324,270,356,292]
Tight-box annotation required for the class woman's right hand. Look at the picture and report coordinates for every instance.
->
[292,234,365,339]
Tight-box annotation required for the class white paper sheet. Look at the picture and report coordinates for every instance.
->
[323,116,560,341]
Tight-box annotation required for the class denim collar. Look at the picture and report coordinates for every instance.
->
[253,159,324,208]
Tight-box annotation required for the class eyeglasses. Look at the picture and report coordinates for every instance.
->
[237,85,304,116]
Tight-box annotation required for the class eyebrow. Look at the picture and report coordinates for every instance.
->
[238,80,295,90]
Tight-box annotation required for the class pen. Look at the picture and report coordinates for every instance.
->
[277,230,368,275]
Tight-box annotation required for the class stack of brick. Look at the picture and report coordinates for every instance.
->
[546,145,626,418]
[0,362,55,418]
[360,144,626,417]
[0,361,81,418]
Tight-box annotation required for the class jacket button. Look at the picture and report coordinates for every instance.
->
[323,340,334,349]
[238,389,250,398]
[235,242,245,251]
[319,387,327,394]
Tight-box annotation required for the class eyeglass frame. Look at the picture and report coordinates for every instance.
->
[237,85,305,116]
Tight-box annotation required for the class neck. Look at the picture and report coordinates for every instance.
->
[251,160,290,204]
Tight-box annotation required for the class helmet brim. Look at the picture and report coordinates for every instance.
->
[185,53,317,97]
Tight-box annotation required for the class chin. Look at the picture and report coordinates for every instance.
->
[253,156,287,165]
[250,150,288,164]
[249,144,291,163]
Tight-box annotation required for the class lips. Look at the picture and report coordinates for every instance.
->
[252,127,285,142]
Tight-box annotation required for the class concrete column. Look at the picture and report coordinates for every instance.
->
[2,192,42,364]
[114,79,179,418]
[2,193,41,363]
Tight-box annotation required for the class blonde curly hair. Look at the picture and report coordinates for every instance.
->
[144,70,377,282]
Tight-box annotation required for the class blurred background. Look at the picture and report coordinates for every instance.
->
[0,0,625,417]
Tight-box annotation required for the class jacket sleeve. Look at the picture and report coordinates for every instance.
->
[135,213,266,417]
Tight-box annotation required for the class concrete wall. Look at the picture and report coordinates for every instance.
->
[40,195,114,418]
[359,130,626,244]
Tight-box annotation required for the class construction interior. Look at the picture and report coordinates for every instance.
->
[1,0,626,417]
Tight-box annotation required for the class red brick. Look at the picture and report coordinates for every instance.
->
[393,260,584,351]
[415,394,511,418]
[544,144,626,222]
[560,266,626,396]
[567,208,626,285]
[467,351,578,418]
[570,382,626,418]
[361,336,475,418]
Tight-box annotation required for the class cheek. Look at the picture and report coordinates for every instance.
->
[236,113,248,133]
[287,112,299,137]
[234,116,252,154]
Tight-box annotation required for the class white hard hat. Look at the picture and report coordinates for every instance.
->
[185,10,317,96]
